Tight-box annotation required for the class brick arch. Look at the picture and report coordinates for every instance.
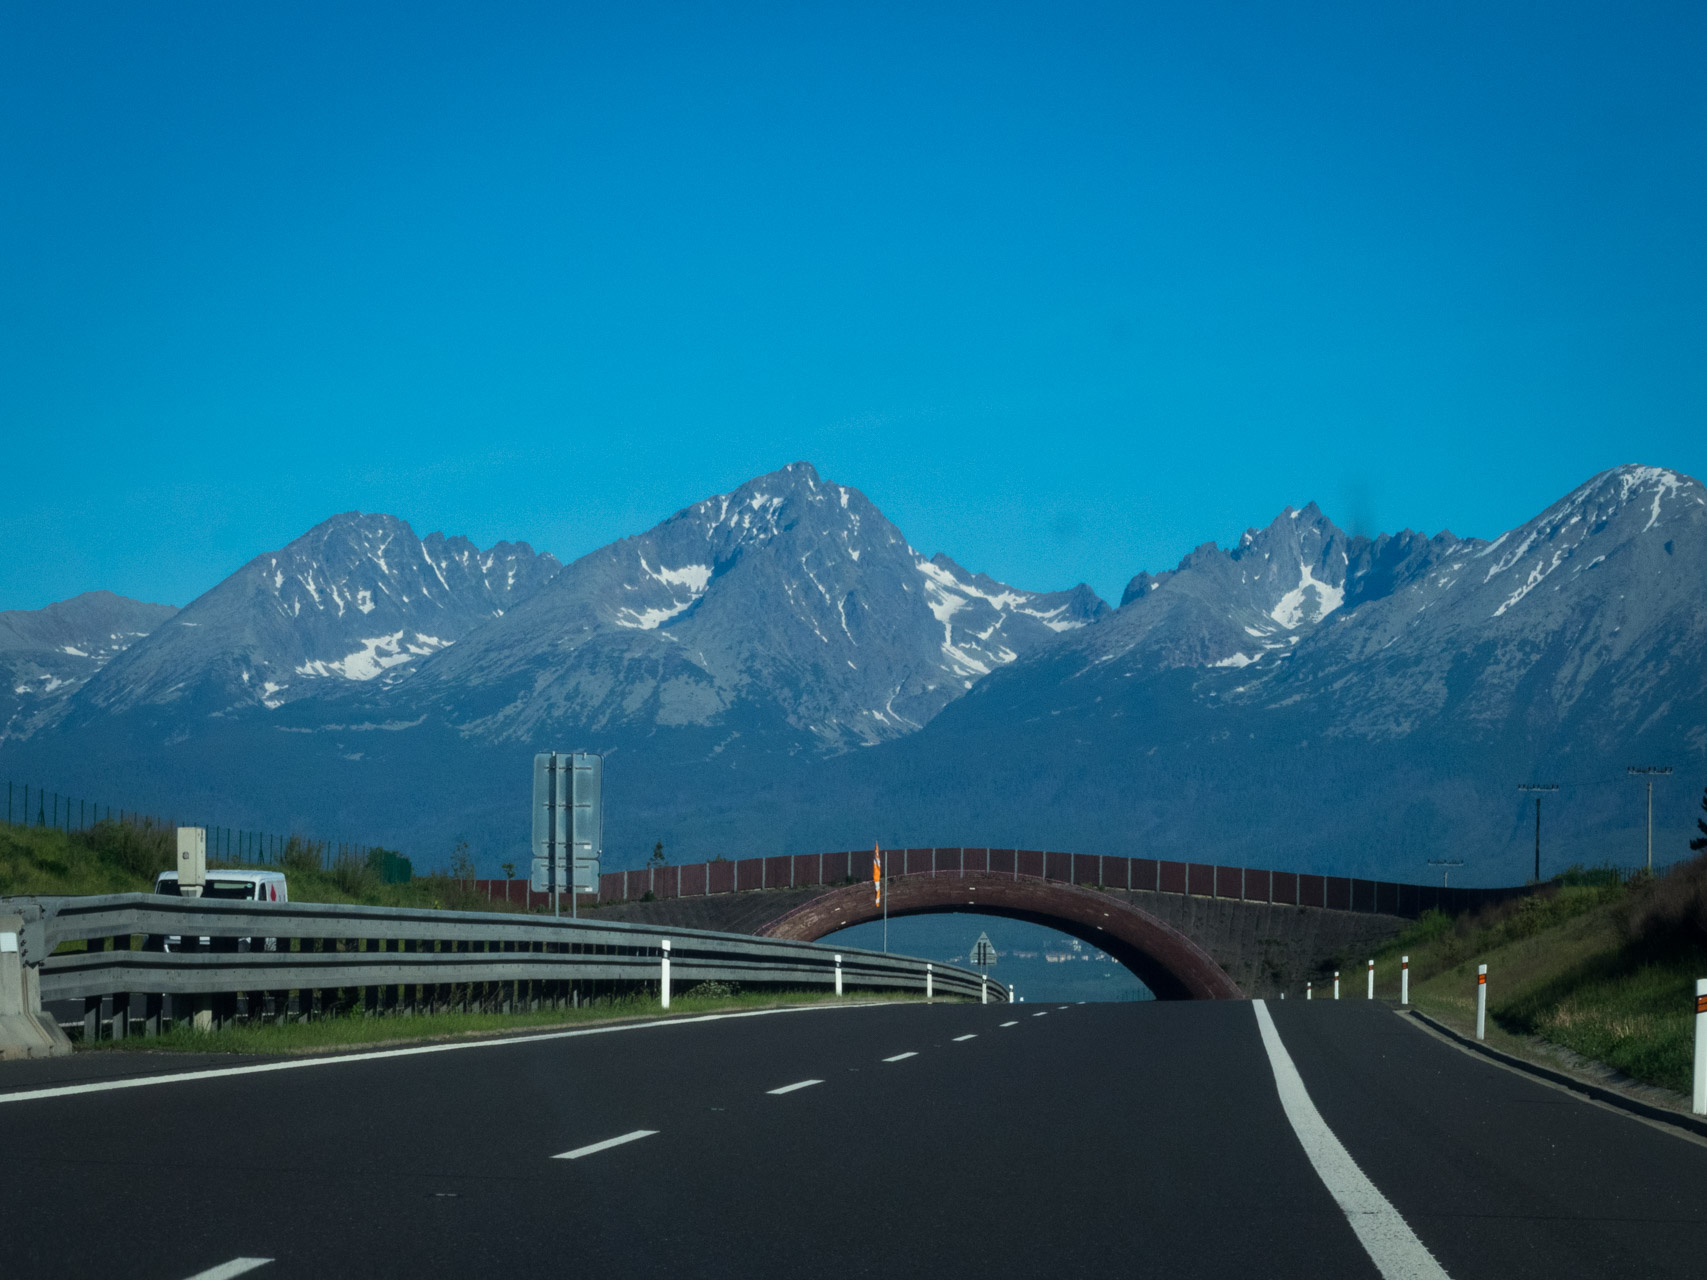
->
[754,872,1243,1000]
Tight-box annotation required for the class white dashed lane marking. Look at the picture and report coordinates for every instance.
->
[553,1130,659,1161]
[767,1079,824,1095]
[181,1260,273,1280]
[953,1034,977,1042]
[999,1021,1018,1027]
[882,1052,917,1062]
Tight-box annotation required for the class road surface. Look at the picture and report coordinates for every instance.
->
[1,999,1703,1278]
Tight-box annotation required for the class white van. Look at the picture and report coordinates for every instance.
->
[152,870,289,950]
[153,870,288,904]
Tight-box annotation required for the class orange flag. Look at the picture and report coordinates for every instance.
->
[873,842,882,905]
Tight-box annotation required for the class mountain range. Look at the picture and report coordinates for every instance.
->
[5,462,1703,885]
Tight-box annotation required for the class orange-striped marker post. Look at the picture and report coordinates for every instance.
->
[1476,964,1488,1040]
[1400,956,1410,1006]
[1693,979,1706,1115]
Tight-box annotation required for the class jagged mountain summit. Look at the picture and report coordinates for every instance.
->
[403,462,1109,749]
[68,514,560,719]
[830,463,1707,875]
[0,591,177,742]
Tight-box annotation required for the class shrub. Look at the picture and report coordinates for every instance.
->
[1621,851,1707,952]
[281,836,324,875]
[81,818,173,881]
[330,848,379,897]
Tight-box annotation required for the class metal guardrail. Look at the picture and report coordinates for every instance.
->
[1,894,1001,1042]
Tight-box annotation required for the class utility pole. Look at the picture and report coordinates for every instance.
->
[1627,766,1673,873]
[1516,783,1559,882]
[1427,858,1464,888]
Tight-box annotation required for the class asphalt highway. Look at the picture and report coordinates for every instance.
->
[2,999,1704,1279]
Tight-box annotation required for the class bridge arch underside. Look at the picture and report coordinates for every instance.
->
[756,873,1243,1000]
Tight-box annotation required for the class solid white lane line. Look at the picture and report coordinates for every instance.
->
[553,1129,658,1161]
[882,1052,918,1062]
[766,1079,823,1095]
[953,1034,977,1042]
[0,1004,869,1107]
[182,1259,273,1280]
[1252,1001,1451,1280]
[999,1020,1018,1027]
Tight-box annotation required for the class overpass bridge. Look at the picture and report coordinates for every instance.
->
[506,848,1535,999]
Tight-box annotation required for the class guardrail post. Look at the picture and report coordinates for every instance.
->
[834,955,842,997]
[1476,963,1487,1040]
[660,939,671,1009]
[1694,979,1706,1116]
[1401,955,1409,1006]
[926,964,933,1000]
[1367,959,1374,1000]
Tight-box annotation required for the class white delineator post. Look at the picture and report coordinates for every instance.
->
[1476,963,1487,1040]
[1693,978,1706,1116]
[1307,982,1312,1001]
[1334,971,1341,1000]
[660,939,671,1010]
[981,973,988,1005]
[1367,960,1374,1000]
[834,954,843,997]
[1401,956,1409,1006]
[926,964,934,1000]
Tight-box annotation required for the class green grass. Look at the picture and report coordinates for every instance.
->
[1352,865,1707,1096]
[81,988,941,1056]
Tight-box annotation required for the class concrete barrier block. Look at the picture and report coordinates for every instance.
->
[0,911,72,1059]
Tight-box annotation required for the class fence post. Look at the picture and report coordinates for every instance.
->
[835,954,842,997]
[1333,971,1340,1000]
[660,939,671,1009]
[1401,956,1409,1006]
[1476,963,1487,1040]
[1693,979,1706,1116]
[926,964,933,1000]
[1367,959,1374,1000]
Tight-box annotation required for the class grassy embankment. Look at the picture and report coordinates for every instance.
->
[1351,856,1707,1098]
[0,817,523,911]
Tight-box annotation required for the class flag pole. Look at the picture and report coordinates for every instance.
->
[882,843,888,954]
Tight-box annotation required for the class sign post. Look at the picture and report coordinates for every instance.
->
[970,931,997,1004]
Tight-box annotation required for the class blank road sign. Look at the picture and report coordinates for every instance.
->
[532,752,602,895]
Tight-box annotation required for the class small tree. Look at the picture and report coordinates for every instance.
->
[500,861,516,880]
[1691,781,1707,853]
[450,840,476,886]
[648,840,667,868]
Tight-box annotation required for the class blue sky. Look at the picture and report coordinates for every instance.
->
[3,2,1703,611]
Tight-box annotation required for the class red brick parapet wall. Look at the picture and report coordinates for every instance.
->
[468,847,1529,918]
